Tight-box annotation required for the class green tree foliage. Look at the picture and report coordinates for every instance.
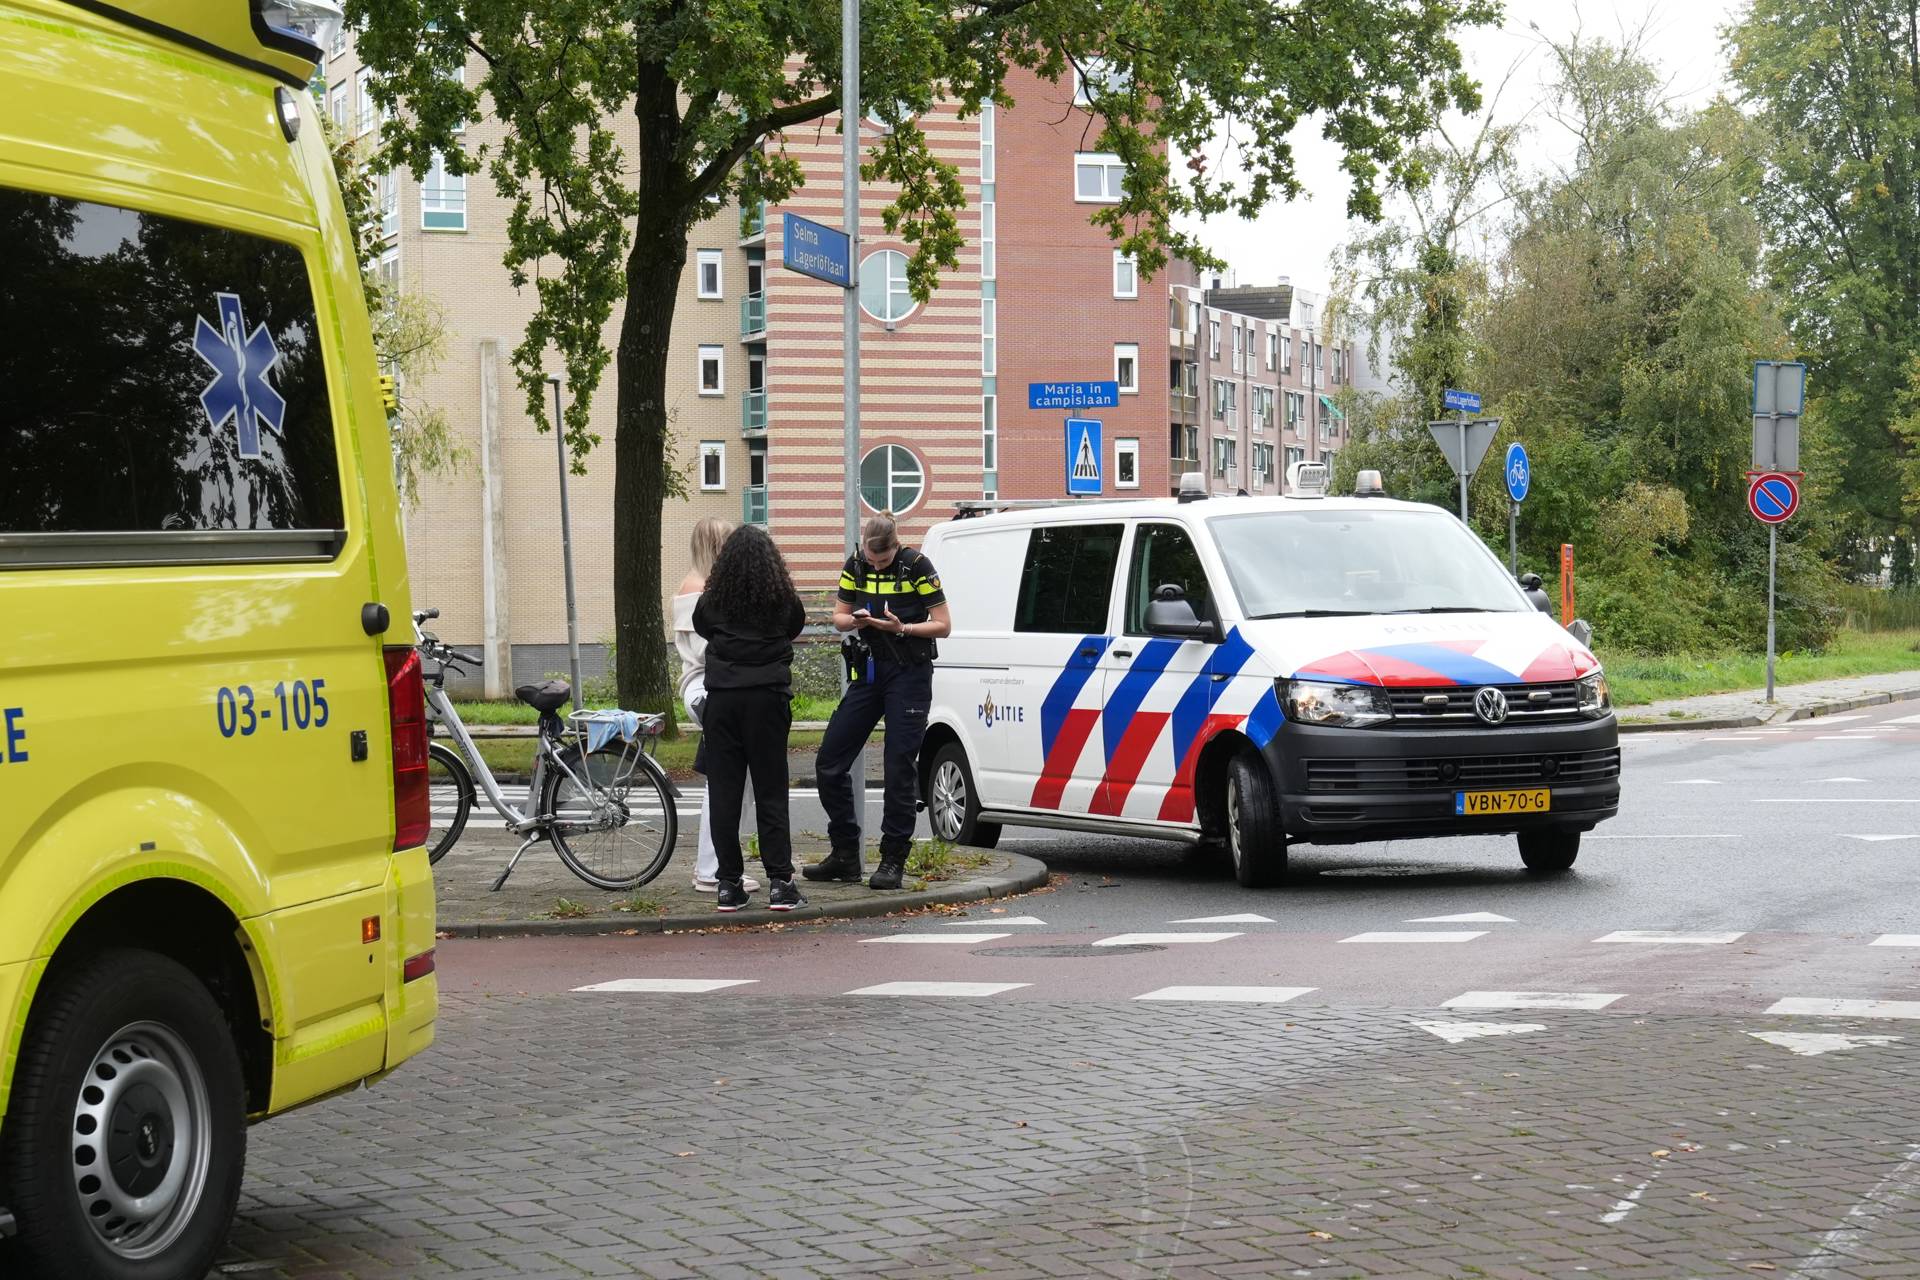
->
[1339,35,1834,653]
[1729,1,1920,547]
[345,0,1498,718]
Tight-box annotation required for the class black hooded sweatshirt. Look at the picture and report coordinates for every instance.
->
[692,594,807,693]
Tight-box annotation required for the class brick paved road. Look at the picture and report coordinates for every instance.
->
[211,991,1920,1279]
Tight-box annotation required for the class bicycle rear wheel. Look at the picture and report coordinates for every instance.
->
[426,742,473,866]
[543,743,677,891]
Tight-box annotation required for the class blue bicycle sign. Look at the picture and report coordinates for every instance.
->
[1504,442,1531,503]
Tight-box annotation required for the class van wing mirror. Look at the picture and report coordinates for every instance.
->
[1145,591,1218,642]
[1517,572,1553,615]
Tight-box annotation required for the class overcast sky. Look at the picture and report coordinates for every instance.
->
[1172,0,1747,295]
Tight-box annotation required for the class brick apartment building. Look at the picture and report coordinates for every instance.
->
[324,36,1345,689]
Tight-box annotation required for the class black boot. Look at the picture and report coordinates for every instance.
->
[868,855,907,890]
[802,848,864,882]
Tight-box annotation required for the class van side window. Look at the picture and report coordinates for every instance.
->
[1124,523,1212,634]
[1,188,344,561]
[1013,523,1122,634]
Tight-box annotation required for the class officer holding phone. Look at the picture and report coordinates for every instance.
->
[807,513,952,889]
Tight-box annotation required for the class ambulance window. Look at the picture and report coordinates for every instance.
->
[1125,523,1211,634]
[0,188,344,566]
[1014,523,1122,634]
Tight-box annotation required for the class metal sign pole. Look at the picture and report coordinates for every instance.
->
[1766,524,1777,703]
[548,376,584,710]
[841,0,866,838]
[1457,418,1469,523]
[1508,501,1518,577]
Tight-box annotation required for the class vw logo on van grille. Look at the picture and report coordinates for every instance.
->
[1473,686,1510,725]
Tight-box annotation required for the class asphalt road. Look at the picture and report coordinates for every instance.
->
[187,701,1920,1278]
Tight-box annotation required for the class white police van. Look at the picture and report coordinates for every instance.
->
[917,467,1619,886]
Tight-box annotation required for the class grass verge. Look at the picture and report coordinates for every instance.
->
[1604,628,1920,707]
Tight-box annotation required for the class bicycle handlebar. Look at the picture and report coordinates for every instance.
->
[448,648,483,666]
[413,607,441,624]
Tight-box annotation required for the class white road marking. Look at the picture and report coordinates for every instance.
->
[1136,986,1314,1004]
[1817,735,1866,740]
[1758,799,1920,804]
[1767,998,1920,1019]
[1872,935,1920,946]
[1886,713,1920,725]
[1412,1020,1546,1044]
[573,978,757,993]
[1170,913,1275,924]
[1669,779,1721,785]
[1703,735,1763,742]
[1341,931,1488,944]
[1845,835,1920,842]
[1593,930,1746,945]
[1601,1173,1659,1226]
[1818,777,1871,783]
[943,916,1047,926]
[1802,714,1871,724]
[846,981,1028,997]
[1748,1031,1902,1057]
[1408,912,1515,923]
[866,933,1010,945]
[1444,991,1624,1011]
[1783,1146,1920,1280]
[1094,932,1242,946]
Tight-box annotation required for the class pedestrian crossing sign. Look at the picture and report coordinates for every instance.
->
[1066,417,1103,494]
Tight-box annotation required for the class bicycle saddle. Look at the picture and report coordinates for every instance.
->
[515,679,571,713]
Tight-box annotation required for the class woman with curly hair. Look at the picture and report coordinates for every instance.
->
[691,525,809,912]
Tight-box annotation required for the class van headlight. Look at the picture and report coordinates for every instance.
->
[1281,679,1392,728]
[1577,671,1611,718]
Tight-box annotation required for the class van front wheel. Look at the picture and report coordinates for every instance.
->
[927,743,1000,849]
[1519,829,1580,875]
[1226,753,1287,888]
[0,949,246,1280]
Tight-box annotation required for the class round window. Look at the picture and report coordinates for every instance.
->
[858,249,916,323]
[860,444,925,514]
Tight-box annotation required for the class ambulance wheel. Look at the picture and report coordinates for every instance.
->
[927,743,1000,849]
[1519,829,1580,875]
[1226,752,1287,888]
[1,949,246,1280]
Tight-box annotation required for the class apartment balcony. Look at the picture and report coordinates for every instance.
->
[1170,389,1199,419]
[740,292,766,339]
[740,200,767,243]
[741,389,767,437]
[742,484,769,526]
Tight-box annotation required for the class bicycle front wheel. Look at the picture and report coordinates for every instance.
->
[543,743,678,891]
[426,741,474,866]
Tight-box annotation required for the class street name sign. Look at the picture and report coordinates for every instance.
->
[1504,442,1531,502]
[782,213,851,287]
[1066,418,1103,494]
[1030,381,1119,411]
[1443,388,1482,413]
[1748,472,1800,525]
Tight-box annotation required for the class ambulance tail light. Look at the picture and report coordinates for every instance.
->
[384,646,431,851]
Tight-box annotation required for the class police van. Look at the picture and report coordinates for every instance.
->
[1,3,435,1275]
[918,468,1620,886]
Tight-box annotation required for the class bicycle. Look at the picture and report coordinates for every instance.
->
[413,609,680,892]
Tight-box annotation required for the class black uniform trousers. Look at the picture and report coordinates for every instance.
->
[701,687,794,883]
[816,659,933,860]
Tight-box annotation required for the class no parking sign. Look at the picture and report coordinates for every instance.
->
[1747,472,1800,524]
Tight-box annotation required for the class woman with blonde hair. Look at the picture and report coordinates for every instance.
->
[673,517,756,892]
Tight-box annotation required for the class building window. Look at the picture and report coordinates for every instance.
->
[1073,58,1131,107]
[748,441,768,488]
[981,200,996,279]
[860,443,925,514]
[1115,342,1138,394]
[1184,361,1198,397]
[1267,330,1278,372]
[982,394,997,470]
[377,246,399,288]
[1332,347,1344,384]
[698,344,724,395]
[355,68,373,135]
[421,151,465,230]
[697,249,723,299]
[699,441,725,491]
[330,22,346,57]
[858,249,916,323]
[378,170,398,239]
[1315,342,1325,370]
[1231,324,1242,373]
[981,298,997,374]
[1187,300,1199,333]
[1282,334,1293,372]
[980,103,996,184]
[1115,437,1140,489]
[1212,436,1235,478]
[1074,152,1125,203]
[328,84,349,131]
[1208,317,1221,359]
[1113,251,1137,299]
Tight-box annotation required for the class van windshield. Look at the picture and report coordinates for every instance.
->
[1209,507,1530,619]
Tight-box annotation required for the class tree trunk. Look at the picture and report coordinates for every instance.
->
[613,62,689,730]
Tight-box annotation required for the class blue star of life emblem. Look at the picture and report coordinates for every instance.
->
[192,292,286,459]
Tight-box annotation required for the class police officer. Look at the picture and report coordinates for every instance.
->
[806,513,951,889]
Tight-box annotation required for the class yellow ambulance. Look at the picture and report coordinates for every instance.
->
[0,2,437,1275]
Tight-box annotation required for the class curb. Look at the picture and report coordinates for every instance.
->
[437,850,1051,939]
[1617,685,1920,733]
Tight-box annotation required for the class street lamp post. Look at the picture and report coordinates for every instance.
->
[546,375,585,711]
[841,0,867,836]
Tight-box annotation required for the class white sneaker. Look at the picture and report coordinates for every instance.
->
[693,875,760,892]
